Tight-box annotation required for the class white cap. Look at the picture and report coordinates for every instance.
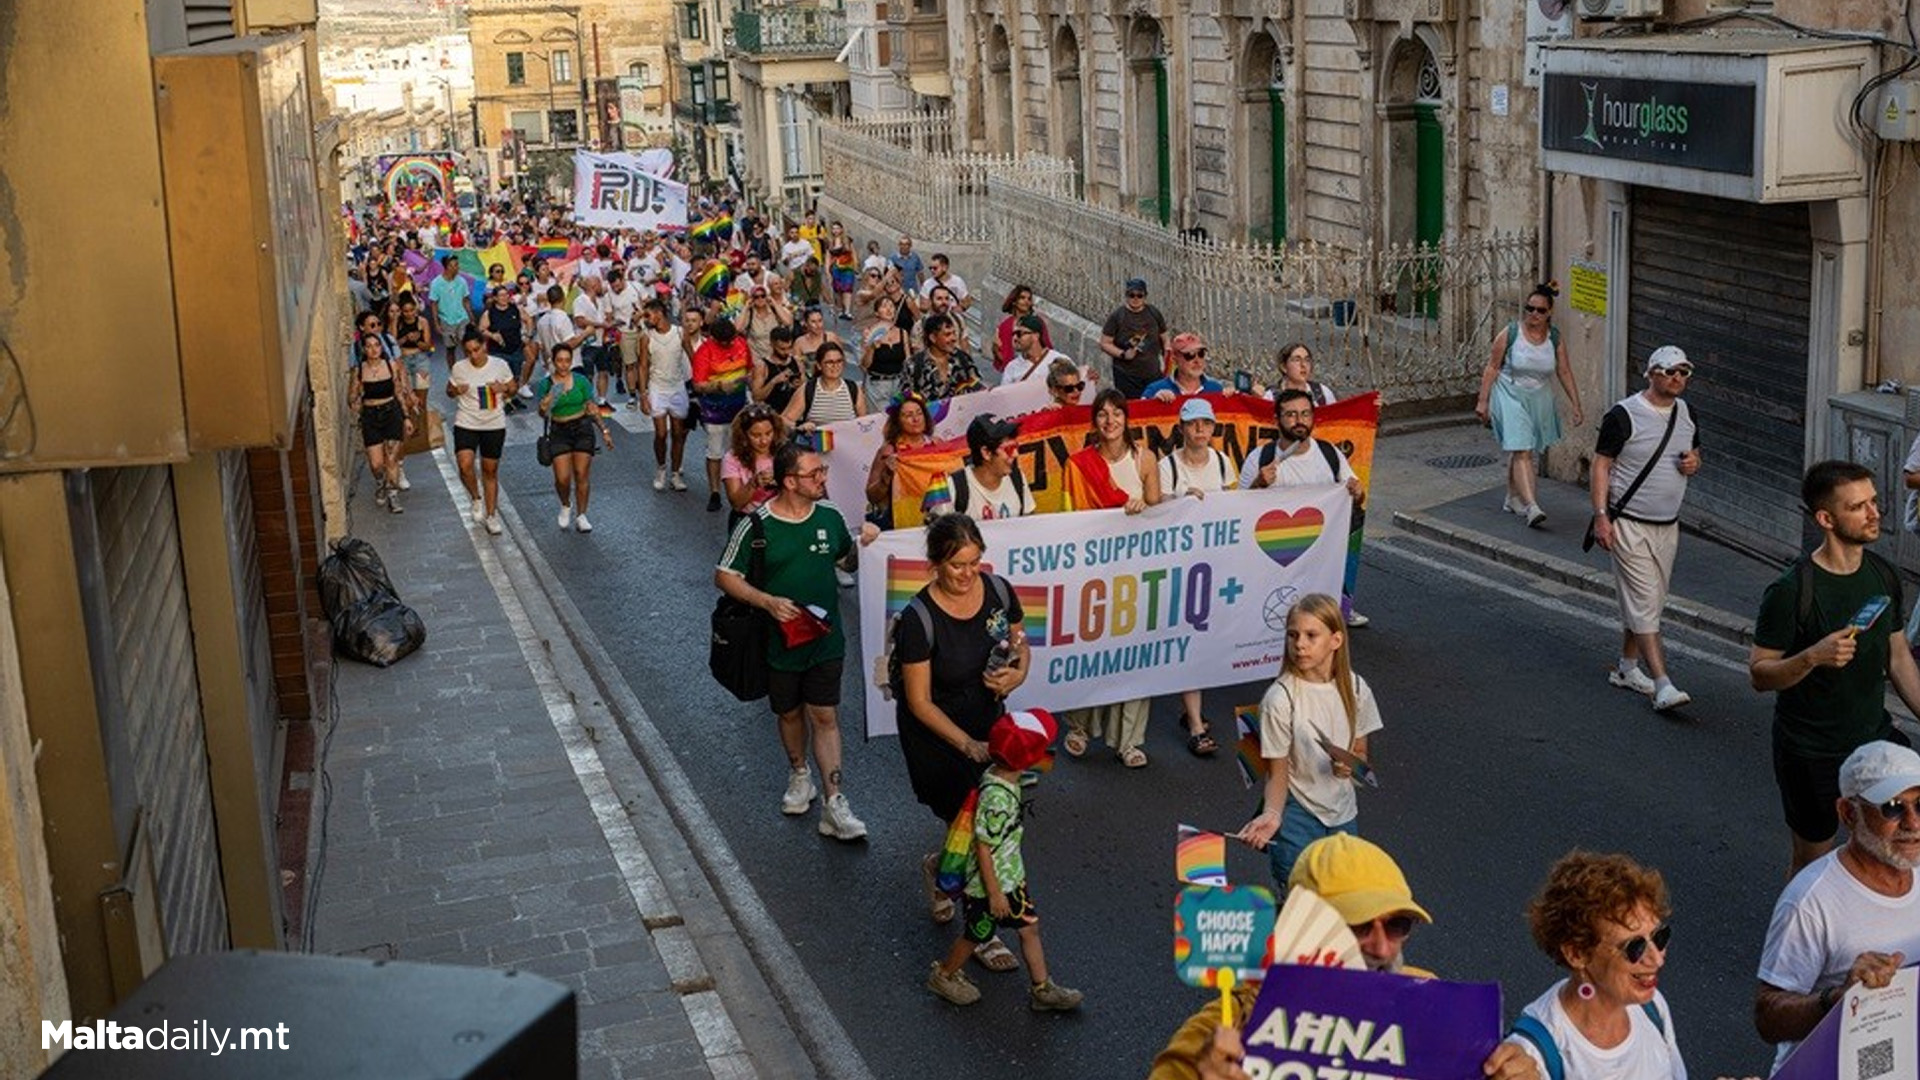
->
[1645,345,1691,375]
[1839,740,1920,804]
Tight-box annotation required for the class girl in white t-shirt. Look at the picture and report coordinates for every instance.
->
[1235,593,1382,890]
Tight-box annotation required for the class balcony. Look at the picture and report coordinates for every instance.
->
[884,2,946,88]
[732,5,847,58]
[675,99,740,126]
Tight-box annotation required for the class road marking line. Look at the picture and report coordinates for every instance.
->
[430,449,749,1077]
[1373,539,1749,674]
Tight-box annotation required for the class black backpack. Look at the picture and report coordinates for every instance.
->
[887,574,1015,693]
[1258,438,1342,480]
[950,466,1028,517]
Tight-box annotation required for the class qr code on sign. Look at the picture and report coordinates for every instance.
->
[1857,1037,1894,1080]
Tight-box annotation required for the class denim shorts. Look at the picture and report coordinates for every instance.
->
[1266,795,1358,892]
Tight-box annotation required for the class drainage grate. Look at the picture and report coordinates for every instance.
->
[1425,453,1498,470]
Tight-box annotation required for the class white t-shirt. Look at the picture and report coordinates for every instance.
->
[450,355,515,431]
[578,256,610,282]
[862,253,890,274]
[534,308,577,366]
[928,466,1034,521]
[604,283,643,330]
[1507,981,1687,1080]
[1257,673,1382,827]
[920,272,970,303]
[1003,348,1069,386]
[571,292,608,347]
[1159,448,1235,497]
[779,239,814,272]
[642,324,688,391]
[1240,439,1357,490]
[1757,850,1920,1072]
[523,278,557,319]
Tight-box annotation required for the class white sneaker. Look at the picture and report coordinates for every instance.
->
[669,472,688,492]
[1608,667,1657,695]
[1346,610,1370,628]
[484,515,503,536]
[557,505,573,530]
[518,384,535,399]
[1652,684,1692,712]
[397,469,411,491]
[652,471,668,492]
[574,513,593,533]
[1525,504,1547,528]
[1502,495,1522,515]
[781,767,816,815]
[819,793,868,841]
[471,499,486,524]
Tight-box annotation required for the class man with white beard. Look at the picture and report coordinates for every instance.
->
[1755,739,1920,1072]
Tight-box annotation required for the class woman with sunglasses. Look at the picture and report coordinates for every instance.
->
[993,284,1050,372]
[1476,283,1585,529]
[1508,851,1686,1080]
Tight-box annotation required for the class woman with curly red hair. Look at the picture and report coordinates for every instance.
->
[1508,851,1688,1079]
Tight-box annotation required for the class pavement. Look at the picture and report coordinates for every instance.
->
[302,443,839,1080]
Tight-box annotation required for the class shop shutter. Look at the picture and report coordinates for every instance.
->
[221,450,278,807]
[1629,188,1811,559]
[91,466,230,956]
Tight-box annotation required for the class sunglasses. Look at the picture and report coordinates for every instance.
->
[1054,382,1084,395]
[1125,291,1146,299]
[1614,924,1673,964]
[1180,349,1208,359]
[1860,794,1920,821]
[1349,915,1418,941]
[1525,305,1552,314]
[1657,366,1694,378]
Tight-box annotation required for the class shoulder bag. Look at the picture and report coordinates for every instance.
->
[710,516,771,702]
[1583,402,1681,552]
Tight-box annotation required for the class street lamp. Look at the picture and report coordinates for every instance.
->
[425,75,456,151]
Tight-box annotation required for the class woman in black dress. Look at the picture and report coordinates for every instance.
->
[892,513,1030,973]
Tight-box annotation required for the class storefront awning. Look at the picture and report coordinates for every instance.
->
[1540,33,1874,203]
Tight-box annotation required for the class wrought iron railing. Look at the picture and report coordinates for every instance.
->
[732,6,847,57]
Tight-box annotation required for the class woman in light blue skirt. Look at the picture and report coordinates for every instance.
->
[1475,283,1584,527]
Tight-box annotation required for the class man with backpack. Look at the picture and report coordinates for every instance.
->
[1590,346,1701,713]
[923,415,1034,522]
[1240,389,1368,626]
[1751,459,1920,875]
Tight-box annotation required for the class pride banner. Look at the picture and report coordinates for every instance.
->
[572,150,690,232]
[818,374,1062,533]
[887,392,1379,529]
[858,486,1353,736]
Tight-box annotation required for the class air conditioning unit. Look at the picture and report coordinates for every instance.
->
[1578,0,1664,19]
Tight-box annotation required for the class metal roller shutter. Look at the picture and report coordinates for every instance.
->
[220,450,278,804]
[1628,188,1811,559]
[91,466,230,956]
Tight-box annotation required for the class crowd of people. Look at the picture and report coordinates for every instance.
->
[342,189,1918,1078]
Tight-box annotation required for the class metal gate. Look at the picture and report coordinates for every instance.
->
[90,466,230,956]
[1628,188,1812,559]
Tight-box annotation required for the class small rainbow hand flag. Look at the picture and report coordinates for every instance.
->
[919,472,953,518]
[476,385,498,411]
[1233,706,1268,790]
[535,238,572,262]
[813,429,835,454]
[934,787,980,896]
[1176,824,1228,887]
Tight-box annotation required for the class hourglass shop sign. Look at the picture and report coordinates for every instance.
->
[1542,73,1756,176]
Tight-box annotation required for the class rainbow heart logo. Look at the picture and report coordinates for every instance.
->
[1254,508,1325,568]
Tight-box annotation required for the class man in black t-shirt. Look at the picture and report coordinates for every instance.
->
[1750,459,1920,875]
[1099,277,1168,399]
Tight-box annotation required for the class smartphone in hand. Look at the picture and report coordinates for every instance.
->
[1849,595,1892,635]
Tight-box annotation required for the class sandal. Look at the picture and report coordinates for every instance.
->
[1063,729,1089,758]
[1186,730,1219,757]
[972,937,1020,973]
[1119,746,1149,769]
[921,853,955,925]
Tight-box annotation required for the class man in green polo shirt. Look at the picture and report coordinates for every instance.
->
[716,442,878,842]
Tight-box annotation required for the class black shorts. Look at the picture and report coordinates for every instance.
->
[767,656,844,714]
[360,400,405,446]
[547,417,599,456]
[453,426,506,459]
[582,344,619,377]
[1774,727,1913,842]
[961,884,1036,943]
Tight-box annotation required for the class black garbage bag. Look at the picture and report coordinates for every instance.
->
[318,537,397,620]
[332,593,427,668]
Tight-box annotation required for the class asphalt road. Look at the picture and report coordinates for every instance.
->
[490,412,1789,1079]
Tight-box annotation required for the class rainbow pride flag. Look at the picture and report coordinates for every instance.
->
[934,787,979,896]
[918,473,953,519]
[476,385,499,411]
[695,261,728,298]
[1176,825,1228,887]
[690,213,732,239]
[535,238,573,262]
[1233,705,1268,790]
[1013,583,1049,641]
[813,429,835,454]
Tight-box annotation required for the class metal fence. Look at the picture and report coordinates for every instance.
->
[820,114,1076,244]
[823,112,1539,404]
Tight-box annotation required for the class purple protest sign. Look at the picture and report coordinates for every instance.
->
[1242,965,1501,1080]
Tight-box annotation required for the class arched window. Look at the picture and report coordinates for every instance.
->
[627,60,651,85]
